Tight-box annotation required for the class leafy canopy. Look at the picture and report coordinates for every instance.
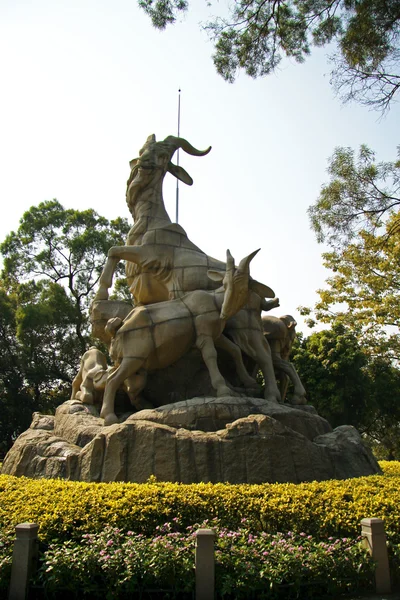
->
[0,202,130,454]
[292,325,400,459]
[1,200,130,350]
[292,324,371,429]
[139,0,400,111]
[309,145,400,248]
[304,146,400,361]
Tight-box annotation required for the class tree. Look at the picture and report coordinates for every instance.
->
[0,202,130,454]
[291,324,372,429]
[0,287,34,455]
[1,200,130,352]
[139,0,400,111]
[0,283,73,455]
[307,219,400,359]
[304,145,400,360]
[292,325,400,458]
[308,145,400,248]
[303,144,400,456]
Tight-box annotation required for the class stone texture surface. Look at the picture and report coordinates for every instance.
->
[91,134,282,425]
[1,397,381,484]
[90,300,133,344]
[144,348,256,407]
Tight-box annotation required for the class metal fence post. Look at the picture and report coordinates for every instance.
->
[361,517,391,594]
[8,522,39,600]
[195,528,215,600]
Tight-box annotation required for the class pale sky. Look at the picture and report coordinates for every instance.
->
[1,0,399,333]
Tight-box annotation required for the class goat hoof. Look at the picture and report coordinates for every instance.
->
[94,286,109,301]
[80,392,94,405]
[290,395,307,406]
[217,386,235,397]
[103,413,119,426]
[265,394,280,404]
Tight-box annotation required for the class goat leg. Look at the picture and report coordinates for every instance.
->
[196,333,235,397]
[95,257,119,301]
[215,334,259,391]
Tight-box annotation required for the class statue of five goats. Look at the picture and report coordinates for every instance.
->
[71,134,307,425]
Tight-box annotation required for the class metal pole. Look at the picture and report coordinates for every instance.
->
[175,88,181,223]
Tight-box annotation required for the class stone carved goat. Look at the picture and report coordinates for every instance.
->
[100,250,264,425]
[71,346,108,404]
[94,134,281,403]
[262,315,306,405]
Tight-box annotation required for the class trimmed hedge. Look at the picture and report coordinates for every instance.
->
[0,461,399,543]
[1,462,399,598]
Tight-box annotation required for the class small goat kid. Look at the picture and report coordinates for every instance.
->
[100,250,259,426]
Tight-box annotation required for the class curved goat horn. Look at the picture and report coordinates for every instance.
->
[238,249,260,273]
[226,249,234,272]
[164,136,211,156]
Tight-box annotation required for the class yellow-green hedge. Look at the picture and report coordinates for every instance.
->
[0,462,399,543]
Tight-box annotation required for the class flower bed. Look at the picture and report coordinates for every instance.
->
[31,522,374,599]
[0,461,399,597]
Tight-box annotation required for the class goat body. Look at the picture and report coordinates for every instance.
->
[100,251,261,426]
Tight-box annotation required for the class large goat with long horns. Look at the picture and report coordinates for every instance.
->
[94,134,281,403]
[96,134,222,304]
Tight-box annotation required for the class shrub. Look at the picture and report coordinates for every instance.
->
[0,529,13,596]
[0,462,399,544]
[32,522,374,599]
[0,461,398,597]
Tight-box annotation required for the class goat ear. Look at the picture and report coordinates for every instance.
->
[129,158,139,170]
[249,278,275,299]
[207,270,224,282]
[167,163,193,186]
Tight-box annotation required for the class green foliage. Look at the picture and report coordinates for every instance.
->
[138,0,400,110]
[305,146,400,359]
[0,284,70,455]
[304,144,400,458]
[1,200,130,351]
[36,523,196,598]
[30,524,374,599]
[308,145,400,247]
[138,0,188,29]
[292,326,400,458]
[0,201,130,454]
[310,220,400,359]
[0,529,12,596]
[3,467,400,597]
[291,324,371,429]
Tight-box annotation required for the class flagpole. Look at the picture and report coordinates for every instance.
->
[175,88,181,224]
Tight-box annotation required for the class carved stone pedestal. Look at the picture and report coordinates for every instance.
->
[1,396,381,484]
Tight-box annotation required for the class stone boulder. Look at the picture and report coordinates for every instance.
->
[1,397,381,484]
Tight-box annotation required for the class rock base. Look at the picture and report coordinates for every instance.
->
[1,396,381,484]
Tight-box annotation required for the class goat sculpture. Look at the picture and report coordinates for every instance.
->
[95,134,274,304]
[100,250,262,425]
[94,134,281,403]
[95,134,222,304]
[262,315,306,404]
